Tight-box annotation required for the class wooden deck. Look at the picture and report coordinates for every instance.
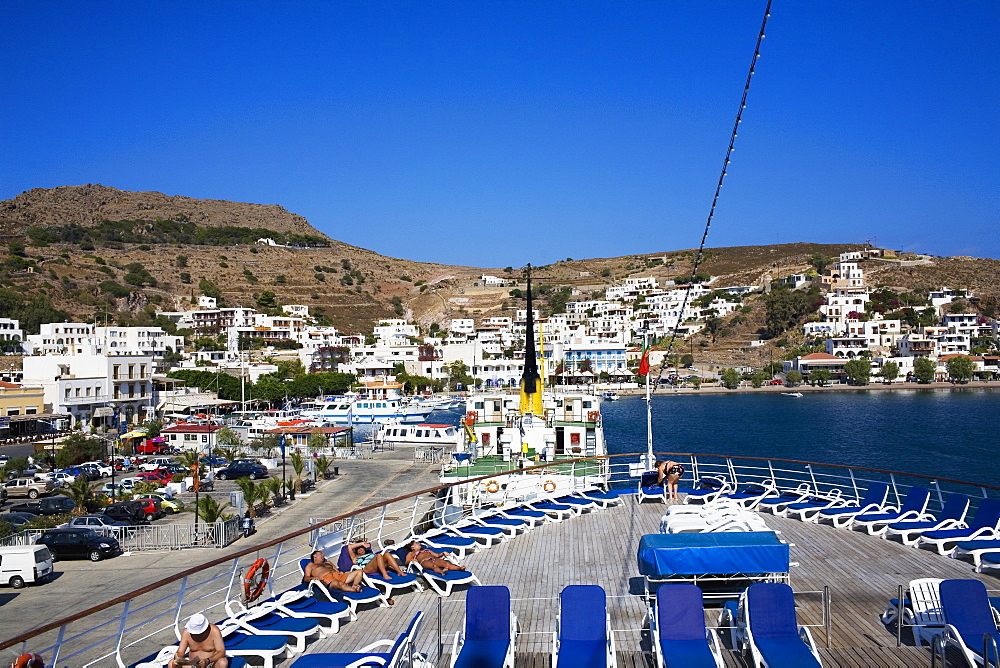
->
[296,497,999,667]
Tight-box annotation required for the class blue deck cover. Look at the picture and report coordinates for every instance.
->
[637,532,789,577]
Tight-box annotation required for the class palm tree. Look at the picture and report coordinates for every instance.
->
[235,477,260,518]
[260,477,283,508]
[64,476,99,515]
[315,454,333,480]
[290,451,304,494]
[197,495,233,524]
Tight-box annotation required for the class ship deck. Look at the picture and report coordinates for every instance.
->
[303,496,997,667]
[441,453,603,478]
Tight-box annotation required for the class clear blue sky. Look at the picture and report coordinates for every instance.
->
[2,2,997,266]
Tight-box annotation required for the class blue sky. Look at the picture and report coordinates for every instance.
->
[2,2,997,266]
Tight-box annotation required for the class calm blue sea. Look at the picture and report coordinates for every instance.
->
[598,389,1000,487]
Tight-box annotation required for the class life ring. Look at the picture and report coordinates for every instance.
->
[465,411,478,426]
[10,655,44,668]
[587,411,599,422]
[543,479,557,493]
[243,558,270,602]
[485,479,500,494]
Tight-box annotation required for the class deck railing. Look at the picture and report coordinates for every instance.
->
[1,452,997,666]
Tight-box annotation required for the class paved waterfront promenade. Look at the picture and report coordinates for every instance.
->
[0,444,443,647]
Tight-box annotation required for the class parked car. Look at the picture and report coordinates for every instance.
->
[37,527,121,561]
[135,470,172,486]
[769,379,784,385]
[103,501,149,525]
[4,477,54,499]
[64,514,135,537]
[215,462,268,480]
[81,461,113,477]
[0,545,54,588]
[135,493,184,514]
[115,477,141,492]
[200,455,228,468]
[9,495,77,516]
[139,457,175,472]
[78,465,103,481]
[1,512,39,528]
[160,463,188,476]
[112,458,136,472]
[133,497,164,521]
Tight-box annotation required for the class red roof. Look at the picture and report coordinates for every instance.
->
[0,381,21,389]
[800,353,840,360]
[161,425,223,434]
[266,426,349,435]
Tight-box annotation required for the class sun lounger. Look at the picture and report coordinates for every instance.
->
[778,489,846,522]
[525,498,578,521]
[216,622,289,668]
[575,488,626,508]
[551,585,615,668]
[468,510,529,535]
[722,582,822,668]
[680,476,732,505]
[662,506,770,534]
[916,498,1000,556]
[290,611,425,668]
[638,471,667,504]
[232,590,350,636]
[715,480,779,510]
[755,484,812,514]
[850,486,931,536]
[451,585,517,668]
[879,578,945,646]
[414,530,480,558]
[226,604,323,655]
[815,481,890,528]
[952,539,1000,567]
[297,558,388,616]
[883,493,970,545]
[132,647,248,668]
[390,544,481,597]
[940,578,1000,667]
[335,545,424,600]
[650,584,723,668]
[979,552,1000,573]
[492,503,550,528]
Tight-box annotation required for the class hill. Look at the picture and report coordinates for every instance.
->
[1,186,998,372]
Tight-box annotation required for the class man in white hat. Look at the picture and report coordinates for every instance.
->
[169,612,227,668]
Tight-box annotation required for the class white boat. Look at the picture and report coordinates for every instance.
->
[781,392,804,398]
[372,420,463,449]
[601,391,620,401]
[300,384,432,425]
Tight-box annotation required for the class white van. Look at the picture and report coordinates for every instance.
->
[0,545,54,588]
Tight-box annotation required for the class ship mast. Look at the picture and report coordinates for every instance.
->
[518,265,543,416]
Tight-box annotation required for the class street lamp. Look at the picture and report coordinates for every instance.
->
[280,433,287,503]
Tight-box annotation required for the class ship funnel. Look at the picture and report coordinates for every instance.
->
[519,265,543,416]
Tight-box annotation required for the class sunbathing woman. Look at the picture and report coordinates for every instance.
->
[404,541,467,575]
[348,542,408,580]
[303,550,364,592]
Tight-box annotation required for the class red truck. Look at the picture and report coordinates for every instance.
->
[135,439,167,455]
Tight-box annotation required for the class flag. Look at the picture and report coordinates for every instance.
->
[279,433,286,459]
[638,345,650,376]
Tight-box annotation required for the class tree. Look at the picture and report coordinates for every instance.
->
[878,361,899,384]
[315,454,334,480]
[236,477,262,518]
[261,477,283,507]
[290,451,305,494]
[913,357,936,384]
[721,368,741,389]
[750,372,766,388]
[56,434,104,467]
[215,426,242,448]
[946,355,976,383]
[197,495,233,524]
[807,253,831,275]
[810,368,832,386]
[64,477,99,515]
[785,370,803,387]
[198,278,221,299]
[843,359,871,385]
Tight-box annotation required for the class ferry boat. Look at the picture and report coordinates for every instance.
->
[371,420,462,449]
[299,382,432,425]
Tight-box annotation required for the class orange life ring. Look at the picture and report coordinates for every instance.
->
[485,479,500,493]
[543,479,557,493]
[10,655,44,668]
[243,558,270,602]
[465,411,478,426]
[587,411,599,422]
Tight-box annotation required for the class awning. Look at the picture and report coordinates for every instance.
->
[119,430,148,440]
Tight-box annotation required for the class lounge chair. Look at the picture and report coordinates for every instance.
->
[337,545,423,600]
[216,622,289,668]
[715,480,779,510]
[755,484,813,514]
[883,493,970,546]
[815,481,890,528]
[649,584,723,668]
[721,583,822,668]
[441,517,512,546]
[940,578,1000,667]
[451,585,517,668]
[680,476,732,505]
[297,558,388,616]
[492,503,550,528]
[237,590,351,635]
[290,611,425,668]
[414,530,480,558]
[525,497,578,521]
[916,498,1000,556]
[953,539,1000,567]
[468,510,529,535]
[552,585,615,668]
[979,552,1000,573]
[878,578,945,646]
[545,492,601,512]
[662,506,770,534]
[575,487,626,508]
[637,471,667,504]
[226,603,323,655]
[391,544,481,597]
[132,648,249,668]
[850,486,931,536]
[777,489,846,521]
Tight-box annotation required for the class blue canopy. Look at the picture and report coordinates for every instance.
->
[637,532,789,577]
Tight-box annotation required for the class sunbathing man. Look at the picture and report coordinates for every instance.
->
[303,550,364,592]
[404,541,467,574]
[169,613,227,668]
[348,541,407,580]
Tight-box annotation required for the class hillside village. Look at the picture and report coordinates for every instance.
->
[0,247,997,439]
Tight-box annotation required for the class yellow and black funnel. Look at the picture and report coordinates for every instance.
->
[519,265,543,416]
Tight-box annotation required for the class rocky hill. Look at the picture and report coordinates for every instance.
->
[1,186,997,372]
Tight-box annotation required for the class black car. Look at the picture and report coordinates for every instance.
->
[78,464,103,481]
[37,527,121,561]
[103,501,148,525]
[10,495,78,516]
[216,462,268,480]
[0,511,38,528]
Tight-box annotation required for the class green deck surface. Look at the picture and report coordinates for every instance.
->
[441,454,603,478]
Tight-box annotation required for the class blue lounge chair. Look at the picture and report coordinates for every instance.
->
[953,539,1000,567]
[680,475,732,505]
[850,486,931,535]
[940,578,1000,667]
[217,622,289,668]
[451,585,517,668]
[526,498,578,520]
[493,504,550,528]
[131,648,249,668]
[226,603,323,655]
[638,470,667,504]
[390,544,481,597]
[723,583,822,668]
[778,489,846,522]
[916,498,1000,556]
[715,480,779,510]
[816,481,891,528]
[297,558,388,616]
[468,511,529,535]
[576,487,626,508]
[979,552,1000,573]
[337,545,423,600]
[650,584,723,668]
[441,518,510,547]
[884,493,970,545]
[290,611,425,668]
[551,585,615,668]
[755,484,812,514]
